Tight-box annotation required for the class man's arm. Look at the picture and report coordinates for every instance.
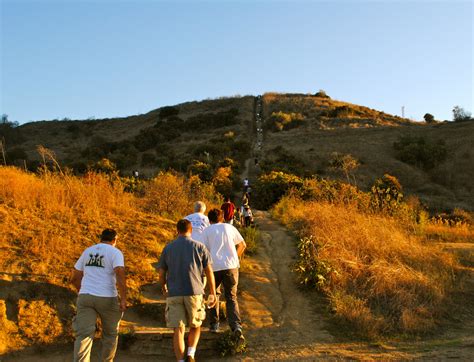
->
[71,269,83,292]
[204,264,217,308]
[157,267,168,296]
[114,266,127,312]
[236,240,247,257]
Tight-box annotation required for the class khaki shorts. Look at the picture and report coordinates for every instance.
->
[165,295,206,328]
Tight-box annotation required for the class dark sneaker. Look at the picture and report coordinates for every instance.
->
[210,322,219,333]
[233,327,243,338]
[233,327,245,349]
[186,356,195,362]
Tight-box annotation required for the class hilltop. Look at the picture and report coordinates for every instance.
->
[4,92,474,211]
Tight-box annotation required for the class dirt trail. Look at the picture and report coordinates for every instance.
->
[239,211,334,359]
[235,213,474,360]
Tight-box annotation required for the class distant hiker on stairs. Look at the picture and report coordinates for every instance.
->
[221,196,236,225]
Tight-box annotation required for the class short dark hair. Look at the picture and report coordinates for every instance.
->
[177,219,192,234]
[224,196,231,202]
[208,208,224,223]
[101,228,117,242]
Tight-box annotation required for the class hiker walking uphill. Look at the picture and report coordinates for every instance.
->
[71,229,127,362]
[201,208,246,344]
[157,219,217,362]
[185,201,210,243]
[242,204,254,227]
[221,196,236,225]
[243,177,250,192]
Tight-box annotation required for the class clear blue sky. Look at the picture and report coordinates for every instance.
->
[1,0,472,124]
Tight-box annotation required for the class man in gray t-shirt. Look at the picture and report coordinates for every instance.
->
[157,219,217,362]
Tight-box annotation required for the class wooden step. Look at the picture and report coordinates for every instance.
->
[119,327,222,359]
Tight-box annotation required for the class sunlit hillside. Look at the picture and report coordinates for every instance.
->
[3,92,473,213]
[0,166,221,354]
[260,93,474,211]
[12,96,255,176]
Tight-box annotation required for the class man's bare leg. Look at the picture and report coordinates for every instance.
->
[173,325,185,361]
[186,326,201,360]
[188,326,201,348]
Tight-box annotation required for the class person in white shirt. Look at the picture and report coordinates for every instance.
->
[71,229,127,362]
[184,201,210,243]
[201,208,246,344]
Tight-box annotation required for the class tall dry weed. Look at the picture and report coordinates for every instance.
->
[0,167,220,295]
[273,195,458,337]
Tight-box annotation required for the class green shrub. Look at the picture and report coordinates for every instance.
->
[158,106,179,119]
[294,235,337,290]
[314,89,331,99]
[186,109,239,130]
[298,178,370,210]
[216,330,247,356]
[238,226,260,255]
[261,146,307,176]
[423,113,435,123]
[188,160,213,182]
[393,136,447,170]
[370,174,403,215]
[6,147,28,164]
[330,106,355,118]
[254,171,303,209]
[134,126,180,152]
[267,111,305,131]
[0,116,23,144]
[89,158,118,175]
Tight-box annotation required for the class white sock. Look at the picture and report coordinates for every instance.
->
[187,347,196,358]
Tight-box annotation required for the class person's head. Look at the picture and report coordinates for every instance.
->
[194,201,206,214]
[177,219,192,236]
[224,196,231,202]
[208,208,224,224]
[101,228,117,245]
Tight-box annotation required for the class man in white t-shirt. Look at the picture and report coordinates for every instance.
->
[184,201,210,243]
[71,229,127,362]
[201,208,246,343]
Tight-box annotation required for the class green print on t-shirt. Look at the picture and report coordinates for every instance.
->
[85,253,105,268]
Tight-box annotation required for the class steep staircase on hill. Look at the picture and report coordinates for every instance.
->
[118,283,223,359]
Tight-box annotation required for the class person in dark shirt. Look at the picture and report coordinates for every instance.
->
[157,220,217,362]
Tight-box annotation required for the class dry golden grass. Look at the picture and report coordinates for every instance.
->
[0,167,172,287]
[263,92,413,127]
[272,195,459,337]
[0,166,221,352]
[423,223,474,244]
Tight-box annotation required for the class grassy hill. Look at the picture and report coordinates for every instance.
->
[11,96,255,176]
[4,92,473,211]
[259,93,474,211]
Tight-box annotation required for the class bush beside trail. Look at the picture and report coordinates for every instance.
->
[273,195,461,338]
